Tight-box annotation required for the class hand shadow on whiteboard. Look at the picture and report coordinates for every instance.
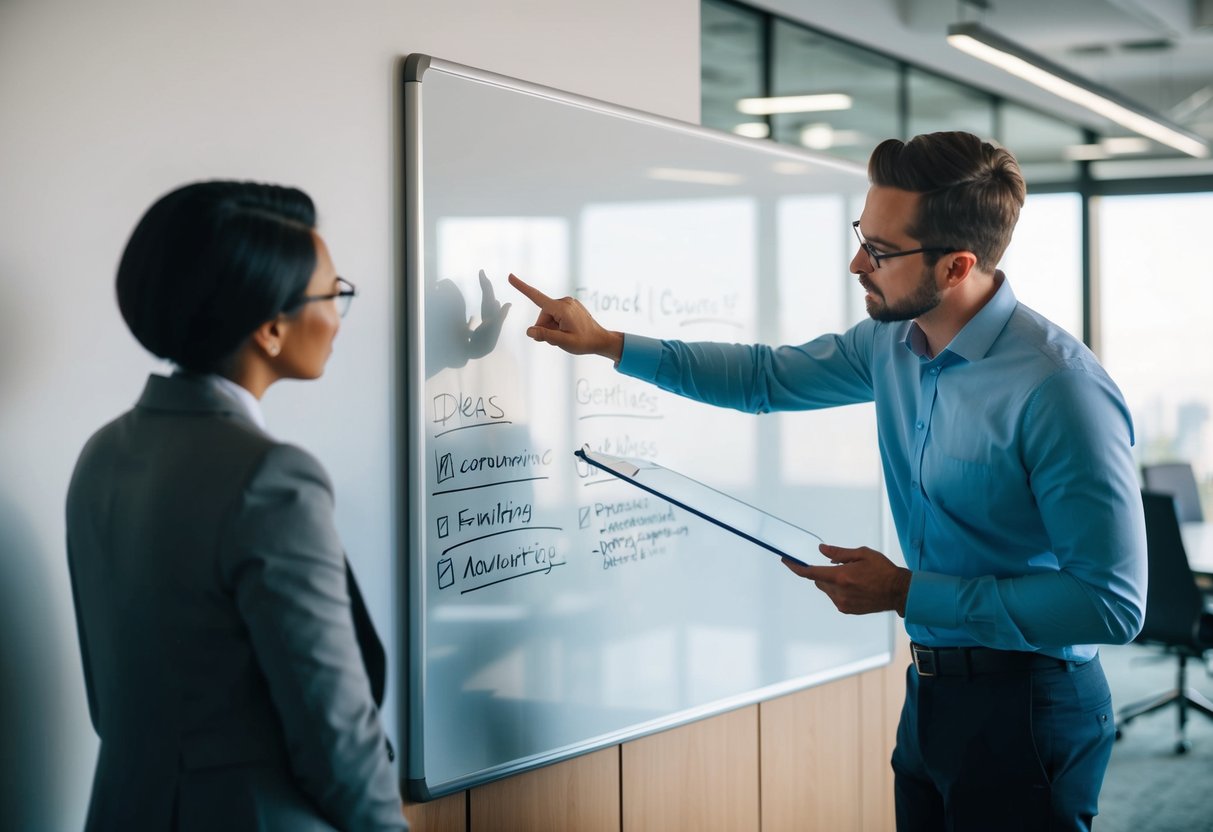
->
[425,270,511,379]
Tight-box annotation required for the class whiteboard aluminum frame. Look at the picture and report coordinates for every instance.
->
[399,53,888,801]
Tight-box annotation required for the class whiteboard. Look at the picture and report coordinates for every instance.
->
[399,55,893,800]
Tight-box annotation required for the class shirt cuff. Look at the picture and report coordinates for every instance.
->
[615,333,663,381]
[905,570,962,630]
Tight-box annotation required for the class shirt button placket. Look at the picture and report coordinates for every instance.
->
[907,362,940,567]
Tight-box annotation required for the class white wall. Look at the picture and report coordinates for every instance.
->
[0,1,698,827]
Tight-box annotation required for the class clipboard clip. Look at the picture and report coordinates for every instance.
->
[576,444,640,478]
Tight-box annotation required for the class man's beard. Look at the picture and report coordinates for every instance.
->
[864,265,942,322]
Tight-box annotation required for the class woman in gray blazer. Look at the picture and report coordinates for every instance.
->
[66,182,407,831]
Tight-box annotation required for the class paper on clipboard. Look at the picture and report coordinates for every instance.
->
[575,445,821,567]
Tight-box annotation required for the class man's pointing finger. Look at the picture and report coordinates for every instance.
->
[508,273,555,308]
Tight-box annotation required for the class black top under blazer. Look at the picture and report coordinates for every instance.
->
[66,374,406,831]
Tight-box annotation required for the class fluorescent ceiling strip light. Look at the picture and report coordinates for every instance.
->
[736,93,852,115]
[1101,137,1151,154]
[946,22,1208,158]
[647,167,743,186]
[772,161,812,175]
[1063,136,1153,160]
[799,123,866,150]
[1062,144,1109,161]
[733,122,771,139]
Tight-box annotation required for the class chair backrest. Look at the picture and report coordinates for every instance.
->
[1142,462,1204,522]
[1138,491,1204,647]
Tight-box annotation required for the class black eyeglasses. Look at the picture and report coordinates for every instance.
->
[852,221,954,270]
[288,277,357,318]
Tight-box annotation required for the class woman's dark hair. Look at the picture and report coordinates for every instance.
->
[116,180,317,372]
[868,132,1026,271]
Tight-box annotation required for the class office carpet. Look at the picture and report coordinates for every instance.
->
[1098,643,1213,832]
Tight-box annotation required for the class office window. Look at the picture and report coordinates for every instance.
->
[700,2,1097,189]
[1100,192,1213,514]
[701,0,765,137]
[1001,103,1084,184]
[769,20,900,164]
[776,194,881,487]
[1000,192,1083,339]
[907,68,994,140]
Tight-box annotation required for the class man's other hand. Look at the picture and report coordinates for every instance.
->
[783,544,912,617]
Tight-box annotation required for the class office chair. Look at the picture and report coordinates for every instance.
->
[1141,462,1204,523]
[1115,491,1213,754]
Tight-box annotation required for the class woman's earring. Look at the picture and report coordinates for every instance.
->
[268,343,280,357]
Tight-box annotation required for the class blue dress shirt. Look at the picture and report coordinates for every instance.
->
[616,276,1147,661]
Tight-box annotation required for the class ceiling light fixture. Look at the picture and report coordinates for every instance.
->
[798,123,866,151]
[646,167,743,186]
[771,161,812,175]
[1062,136,1153,161]
[732,122,771,139]
[1100,137,1151,154]
[946,21,1208,158]
[1062,144,1110,162]
[736,93,852,116]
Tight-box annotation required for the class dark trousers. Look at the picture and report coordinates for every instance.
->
[892,654,1115,831]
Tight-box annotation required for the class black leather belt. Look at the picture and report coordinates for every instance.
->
[910,642,1075,677]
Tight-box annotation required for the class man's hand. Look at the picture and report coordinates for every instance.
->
[783,544,912,617]
[509,274,624,360]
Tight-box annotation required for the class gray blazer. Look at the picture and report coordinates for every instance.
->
[66,374,407,831]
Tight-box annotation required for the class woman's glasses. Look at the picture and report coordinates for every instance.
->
[289,277,357,318]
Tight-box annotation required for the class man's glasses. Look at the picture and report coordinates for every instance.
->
[852,221,954,270]
[289,277,357,318]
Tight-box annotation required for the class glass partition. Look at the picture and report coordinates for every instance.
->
[1001,103,1085,184]
[701,0,765,137]
[701,0,1096,186]
[769,20,900,165]
[907,68,995,140]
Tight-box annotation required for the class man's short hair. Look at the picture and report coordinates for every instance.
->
[868,132,1026,271]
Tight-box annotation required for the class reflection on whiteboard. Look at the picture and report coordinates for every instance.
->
[425,269,512,378]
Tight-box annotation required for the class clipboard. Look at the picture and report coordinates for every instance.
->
[575,445,820,567]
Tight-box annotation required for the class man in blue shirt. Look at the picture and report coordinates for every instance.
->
[510,130,1146,831]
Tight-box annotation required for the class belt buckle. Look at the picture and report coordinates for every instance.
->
[912,644,937,677]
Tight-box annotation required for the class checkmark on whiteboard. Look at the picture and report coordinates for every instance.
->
[436,452,455,483]
[437,558,454,590]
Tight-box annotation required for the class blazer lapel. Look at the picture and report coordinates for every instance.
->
[345,560,395,762]
[345,560,386,706]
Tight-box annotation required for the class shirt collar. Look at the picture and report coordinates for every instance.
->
[200,373,267,431]
[903,271,1017,363]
